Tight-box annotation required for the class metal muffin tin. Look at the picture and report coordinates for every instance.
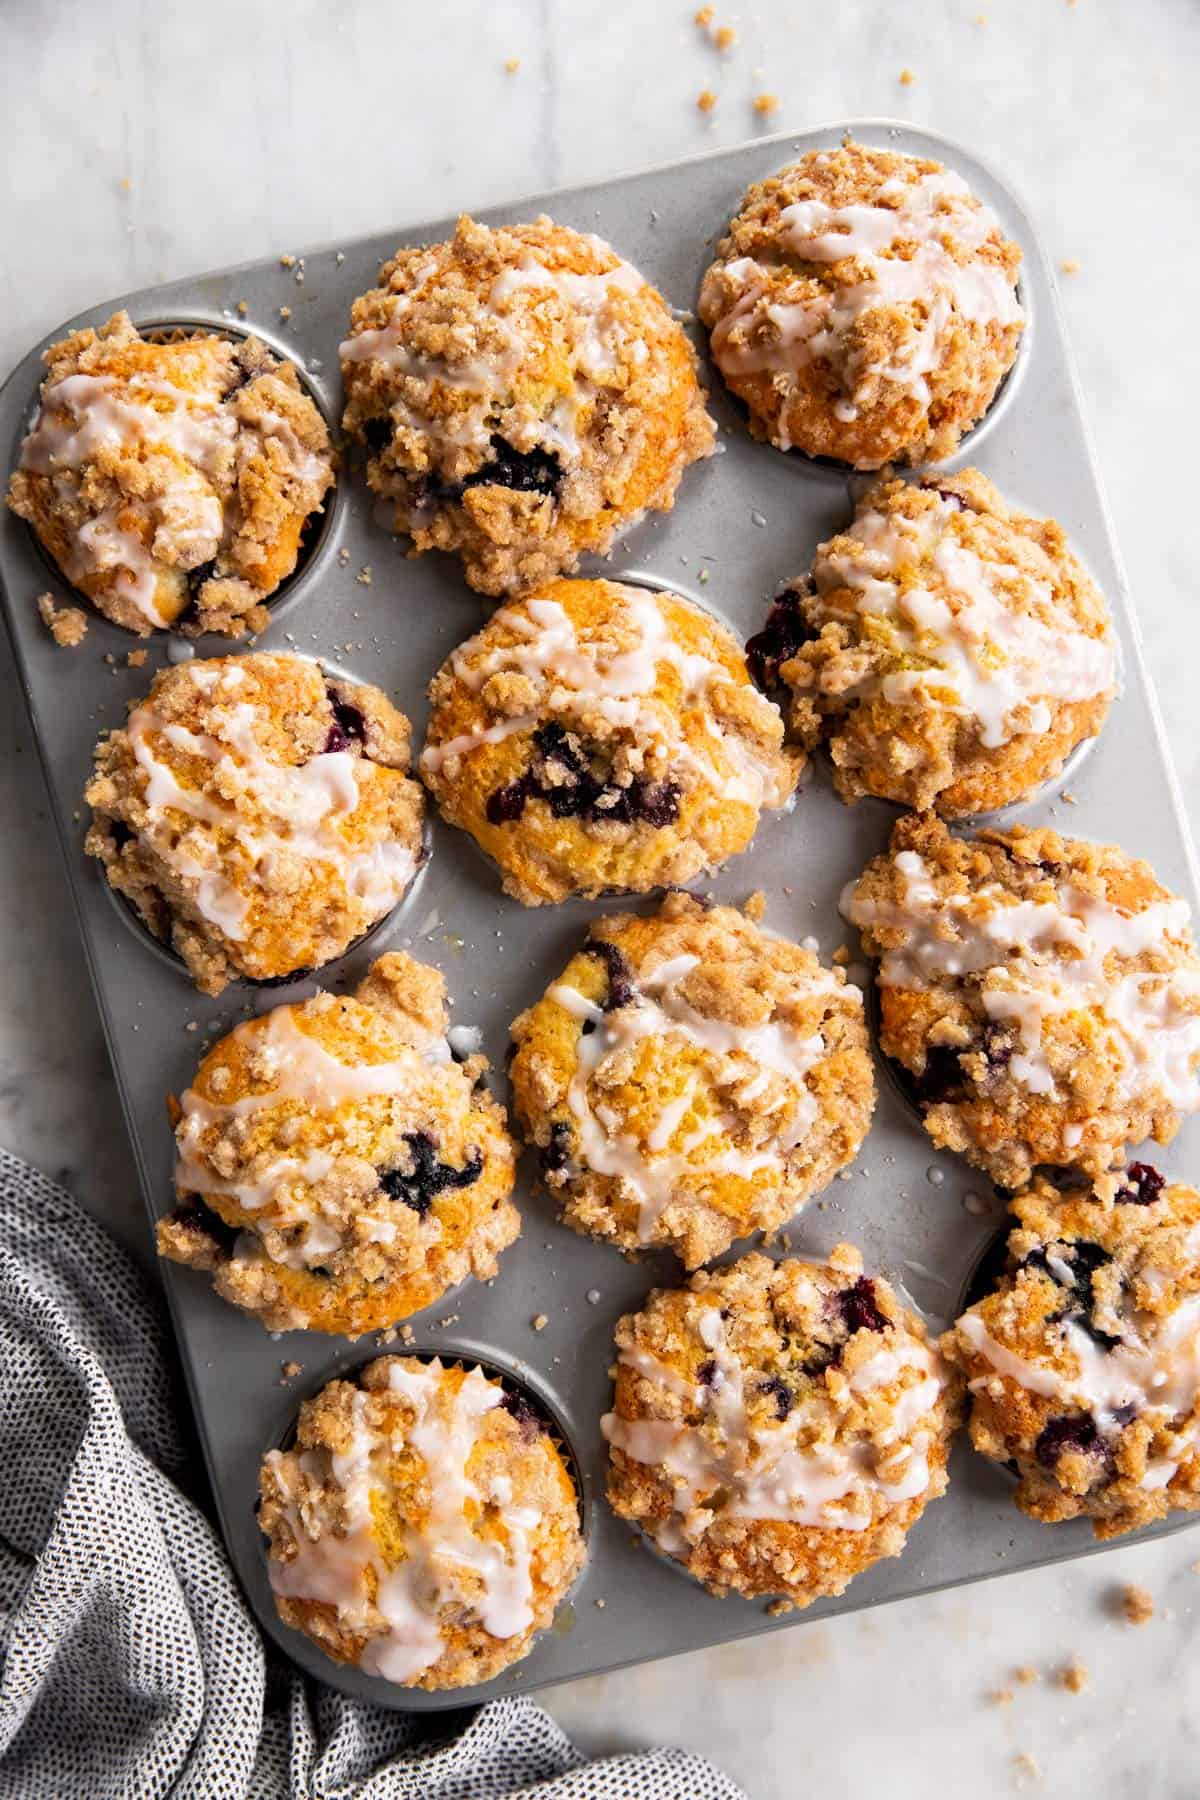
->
[2,120,1197,1710]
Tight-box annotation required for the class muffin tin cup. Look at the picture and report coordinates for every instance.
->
[2,118,1198,1711]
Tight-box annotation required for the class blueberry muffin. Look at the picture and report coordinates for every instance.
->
[260,1356,584,1689]
[420,577,799,905]
[604,1247,961,1604]
[943,1167,1200,1538]
[158,952,518,1335]
[749,470,1116,817]
[508,891,874,1268]
[698,141,1023,469]
[844,814,1200,1187]
[340,215,714,595]
[8,311,333,636]
[85,653,425,994]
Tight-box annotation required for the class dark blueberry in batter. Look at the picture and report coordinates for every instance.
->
[759,1375,793,1421]
[914,1045,966,1107]
[921,481,965,511]
[1022,1239,1121,1351]
[801,1343,840,1379]
[185,558,218,597]
[981,1023,1013,1073]
[584,940,636,1011]
[363,415,394,453]
[461,435,563,499]
[500,1387,547,1439]
[697,1358,718,1388]
[1034,1413,1108,1473]
[540,1121,572,1174]
[486,779,532,824]
[746,586,814,691]
[108,819,134,851]
[171,1194,241,1259]
[1115,1163,1166,1207]
[837,1276,889,1337]
[323,687,367,754]
[378,1131,484,1217]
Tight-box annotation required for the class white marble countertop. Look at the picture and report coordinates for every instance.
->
[2,2,1199,1793]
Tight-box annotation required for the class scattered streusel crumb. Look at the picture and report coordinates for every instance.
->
[753,92,778,115]
[533,1313,549,1332]
[1058,1658,1089,1694]
[504,56,521,73]
[743,889,766,922]
[594,1596,606,1608]
[715,25,737,49]
[1013,1753,1041,1788]
[765,1598,794,1617]
[356,566,373,586]
[279,1360,302,1382]
[1120,1583,1154,1625]
[899,68,916,84]
[697,88,717,112]
[376,1325,399,1346]
[694,5,713,23]
[1061,789,1078,804]
[279,305,292,321]
[337,547,351,566]
[1061,259,1082,275]
[1014,1665,1039,1686]
[126,649,148,668]
[400,1323,415,1344]
[35,592,89,646]
[988,1687,1014,1706]
[279,254,296,269]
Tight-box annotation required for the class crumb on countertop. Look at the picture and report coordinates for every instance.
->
[279,305,292,321]
[1013,1753,1041,1788]
[36,592,88,646]
[504,56,521,73]
[694,4,714,22]
[279,1360,302,1383]
[532,1313,549,1332]
[753,92,778,115]
[356,565,373,586]
[715,25,737,49]
[1061,259,1082,275]
[697,88,717,112]
[1058,1658,1089,1694]
[279,254,296,269]
[1119,1583,1154,1625]
[988,1687,1014,1706]
[899,68,916,84]
[1014,1664,1038,1686]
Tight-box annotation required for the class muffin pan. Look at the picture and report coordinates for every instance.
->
[1,119,1198,1709]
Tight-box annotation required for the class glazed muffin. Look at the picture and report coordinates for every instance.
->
[844,814,1200,1187]
[8,311,333,636]
[157,951,518,1335]
[260,1356,584,1689]
[749,470,1116,816]
[420,577,799,905]
[85,653,425,994]
[943,1167,1200,1538]
[508,891,874,1268]
[698,141,1023,469]
[340,215,714,595]
[604,1247,961,1604]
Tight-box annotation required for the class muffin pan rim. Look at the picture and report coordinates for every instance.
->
[2,117,1199,1711]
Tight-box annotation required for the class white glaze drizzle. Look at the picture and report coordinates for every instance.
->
[267,1363,539,1682]
[126,679,417,941]
[603,1306,944,1546]
[340,237,647,462]
[843,851,1200,1106]
[813,494,1116,749]
[420,587,789,809]
[706,167,1022,429]
[959,1289,1200,1490]
[549,951,842,1241]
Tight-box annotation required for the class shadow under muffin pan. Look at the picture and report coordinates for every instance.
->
[1,117,1198,1709]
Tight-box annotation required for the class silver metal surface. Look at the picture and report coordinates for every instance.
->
[2,120,1197,1711]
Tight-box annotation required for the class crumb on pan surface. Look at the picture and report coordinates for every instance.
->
[698,140,1022,469]
[157,950,518,1335]
[340,215,714,596]
[509,889,874,1268]
[943,1168,1200,1537]
[259,1356,583,1689]
[604,1247,961,1604]
[750,468,1115,817]
[420,576,799,906]
[844,813,1200,1187]
[8,311,334,637]
[84,651,425,993]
